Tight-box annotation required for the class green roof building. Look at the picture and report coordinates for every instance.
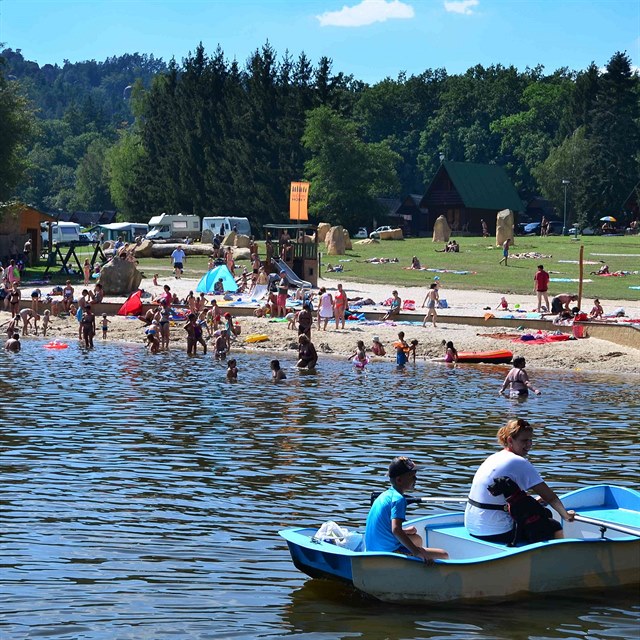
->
[419,161,524,235]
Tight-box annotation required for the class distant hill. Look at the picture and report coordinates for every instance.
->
[1,48,167,122]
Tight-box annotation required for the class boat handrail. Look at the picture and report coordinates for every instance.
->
[574,514,640,537]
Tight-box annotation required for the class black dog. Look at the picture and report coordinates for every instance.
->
[487,476,560,546]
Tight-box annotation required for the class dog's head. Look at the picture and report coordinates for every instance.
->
[487,476,522,498]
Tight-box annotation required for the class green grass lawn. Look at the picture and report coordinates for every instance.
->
[321,235,640,301]
[27,234,640,302]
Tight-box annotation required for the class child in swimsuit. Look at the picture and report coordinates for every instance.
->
[395,331,409,367]
[226,359,238,381]
[271,359,286,381]
[101,313,110,339]
[443,340,458,363]
[348,340,368,369]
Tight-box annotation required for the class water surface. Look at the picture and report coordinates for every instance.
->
[1,341,638,639]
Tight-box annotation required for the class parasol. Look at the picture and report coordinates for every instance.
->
[599,216,617,222]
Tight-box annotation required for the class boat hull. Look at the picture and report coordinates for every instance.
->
[280,485,640,604]
[456,350,513,364]
[350,538,639,603]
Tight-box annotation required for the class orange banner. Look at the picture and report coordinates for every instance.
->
[289,181,310,221]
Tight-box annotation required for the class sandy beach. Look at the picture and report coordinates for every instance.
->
[10,274,640,376]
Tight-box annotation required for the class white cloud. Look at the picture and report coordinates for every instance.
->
[444,0,479,15]
[316,0,415,28]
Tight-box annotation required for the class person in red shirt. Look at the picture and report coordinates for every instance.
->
[533,264,550,313]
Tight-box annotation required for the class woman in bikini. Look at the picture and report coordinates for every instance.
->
[8,284,21,318]
[333,283,347,330]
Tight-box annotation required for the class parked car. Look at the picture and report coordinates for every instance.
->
[354,227,368,239]
[369,226,393,239]
[523,221,564,235]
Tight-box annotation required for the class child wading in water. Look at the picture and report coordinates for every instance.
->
[101,313,110,339]
[443,340,458,363]
[42,310,52,337]
[348,340,368,369]
[226,358,238,381]
[271,359,286,381]
[394,331,410,367]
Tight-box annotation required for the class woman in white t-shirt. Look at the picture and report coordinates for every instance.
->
[464,418,575,543]
[316,287,334,331]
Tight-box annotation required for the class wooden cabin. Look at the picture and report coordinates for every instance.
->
[420,161,524,235]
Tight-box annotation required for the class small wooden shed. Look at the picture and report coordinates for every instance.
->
[0,203,55,265]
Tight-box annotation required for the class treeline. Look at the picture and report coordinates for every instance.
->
[2,44,638,231]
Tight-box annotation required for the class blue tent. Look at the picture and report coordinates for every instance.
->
[196,265,239,293]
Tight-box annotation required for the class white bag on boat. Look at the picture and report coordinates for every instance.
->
[313,521,364,551]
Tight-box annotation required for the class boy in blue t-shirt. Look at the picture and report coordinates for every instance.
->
[365,457,449,564]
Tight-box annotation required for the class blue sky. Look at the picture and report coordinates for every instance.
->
[1,0,638,82]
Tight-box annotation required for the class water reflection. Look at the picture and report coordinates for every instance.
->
[1,340,638,639]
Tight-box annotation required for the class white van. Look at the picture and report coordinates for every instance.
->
[202,216,251,237]
[41,222,81,246]
[146,213,201,241]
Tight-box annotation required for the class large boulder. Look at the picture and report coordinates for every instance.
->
[232,247,251,261]
[325,225,346,255]
[99,257,143,295]
[379,228,403,240]
[234,234,251,249]
[222,231,236,246]
[133,239,153,258]
[496,209,515,246]
[343,229,352,250]
[317,223,331,243]
[432,215,451,243]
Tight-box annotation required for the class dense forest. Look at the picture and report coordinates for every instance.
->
[1,44,638,232]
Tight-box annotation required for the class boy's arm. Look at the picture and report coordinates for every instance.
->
[391,519,422,555]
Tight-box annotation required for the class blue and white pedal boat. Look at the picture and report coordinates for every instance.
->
[279,485,640,604]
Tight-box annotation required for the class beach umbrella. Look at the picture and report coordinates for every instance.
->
[599,216,617,222]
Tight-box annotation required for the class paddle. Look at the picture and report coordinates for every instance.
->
[573,514,640,537]
[370,491,466,506]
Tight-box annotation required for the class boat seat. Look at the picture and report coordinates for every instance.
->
[427,525,508,559]
[577,507,639,528]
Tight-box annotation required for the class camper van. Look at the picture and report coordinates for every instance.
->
[146,214,201,241]
[99,222,149,243]
[202,216,251,237]
[41,222,81,247]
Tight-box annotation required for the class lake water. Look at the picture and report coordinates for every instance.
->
[2,341,639,639]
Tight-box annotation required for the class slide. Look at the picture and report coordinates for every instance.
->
[272,258,312,289]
